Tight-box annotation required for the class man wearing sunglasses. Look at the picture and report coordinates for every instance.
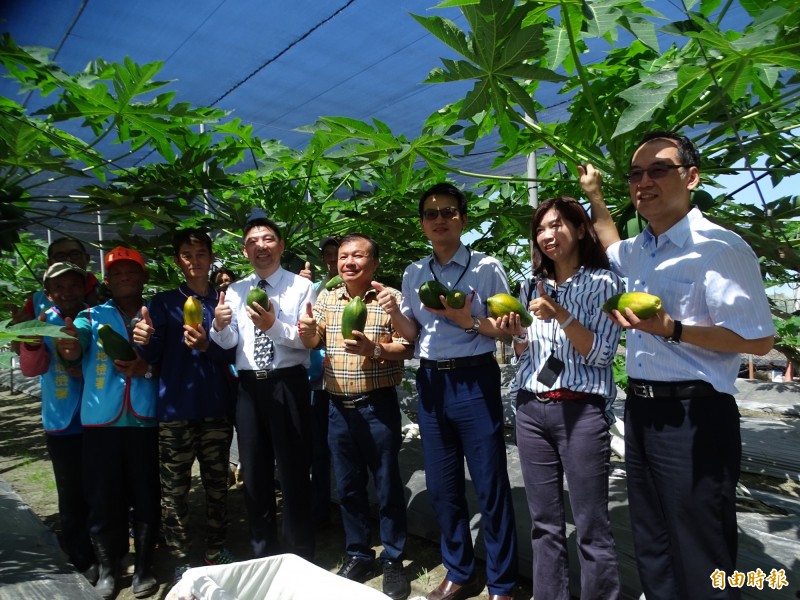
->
[391,183,518,600]
[580,131,775,600]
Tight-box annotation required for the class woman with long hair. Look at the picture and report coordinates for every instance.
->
[498,196,623,600]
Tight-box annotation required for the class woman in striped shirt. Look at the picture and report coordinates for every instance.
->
[498,196,624,600]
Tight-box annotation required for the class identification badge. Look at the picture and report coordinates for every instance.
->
[536,353,564,388]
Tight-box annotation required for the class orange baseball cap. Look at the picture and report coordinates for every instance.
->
[104,246,146,270]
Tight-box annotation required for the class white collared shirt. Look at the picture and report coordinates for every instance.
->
[210,267,316,370]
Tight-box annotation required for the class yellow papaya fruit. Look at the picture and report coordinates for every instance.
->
[419,280,449,309]
[246,287,270,311]
[341,296,367,340]
[183,296,203,329]
[602,291,662,319]
[446,289,466,309]
[98,324,137,361]
[486,293,534,327]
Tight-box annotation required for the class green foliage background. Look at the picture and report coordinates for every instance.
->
[1,0,798,361]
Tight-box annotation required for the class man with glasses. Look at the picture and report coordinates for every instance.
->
[580,131,775,600]
[391,183,518,600]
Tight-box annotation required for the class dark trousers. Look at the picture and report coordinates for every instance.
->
[159,418,233,554]
[236,367,314,560]
[328,387,407,562]
[310,388,331,525]
[515,392,620,600]
[46,433,95,571]
[82,426,160,557]
[625,391,741,600]
[416,362,518,596]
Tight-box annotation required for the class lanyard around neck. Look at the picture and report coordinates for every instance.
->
[429,246,472,290]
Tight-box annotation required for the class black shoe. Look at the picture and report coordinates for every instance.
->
[336,555,376,582]
[382,560,410,600]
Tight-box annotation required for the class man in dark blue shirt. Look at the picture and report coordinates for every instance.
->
[133,229,237,577]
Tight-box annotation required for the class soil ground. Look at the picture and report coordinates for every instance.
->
[0,385,534,600]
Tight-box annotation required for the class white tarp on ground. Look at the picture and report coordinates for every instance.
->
[166,554,388,600]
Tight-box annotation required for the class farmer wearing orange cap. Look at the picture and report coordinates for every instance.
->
[57,246,160,599]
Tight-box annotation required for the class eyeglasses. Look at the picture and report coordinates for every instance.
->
[422,207,460,221]
[51,249,86,262]
[626,164,693,184]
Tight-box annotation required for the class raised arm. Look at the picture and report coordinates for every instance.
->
[578,163,621,250]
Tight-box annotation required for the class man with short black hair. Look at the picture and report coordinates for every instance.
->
[581,131,775,600]
[133,229,237,577]
[393,183,519,600]
[210,218,316,560]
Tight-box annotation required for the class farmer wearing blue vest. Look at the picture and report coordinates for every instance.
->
[19,261,97,583]
[57,246,159,599]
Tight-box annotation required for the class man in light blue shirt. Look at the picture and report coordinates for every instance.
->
[393,183,518,600]
[581,131,775,600]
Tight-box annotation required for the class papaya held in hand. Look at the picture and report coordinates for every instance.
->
[445,289,466,309]
[419,280,449,309]
[183,296,203,329]
[98,324,137,361]
[246,287,270,311]
[487,293,534,327]
[602,291,662,319]
[341,296,367,340]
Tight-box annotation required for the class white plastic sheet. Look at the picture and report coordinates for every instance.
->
[166,554,388,600]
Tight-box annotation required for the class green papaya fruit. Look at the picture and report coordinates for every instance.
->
[183,296,203,329]
[98,324,137,361]
[602,291,662,319]
[341,296,367,340]
[324,274,344,290]
[246,287,270,311]
[419,280,449,309]
[446,289,466,309]
[486,293,534,327]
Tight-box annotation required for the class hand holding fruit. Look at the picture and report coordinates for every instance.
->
[343,330,374,356]
[133,306,154,345]
[114,352,148,378]
[183,321,209,351]
[214,291,232,330]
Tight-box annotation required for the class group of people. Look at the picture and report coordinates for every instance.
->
[17,130,775,600]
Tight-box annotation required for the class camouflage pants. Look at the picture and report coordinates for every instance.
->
[159,418,233,554]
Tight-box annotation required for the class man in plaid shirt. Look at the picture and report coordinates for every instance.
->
[299,233,413,600]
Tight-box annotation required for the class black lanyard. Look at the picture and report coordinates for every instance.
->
[429,246,472,290]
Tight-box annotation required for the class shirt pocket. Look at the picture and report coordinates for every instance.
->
[653,278,699,321]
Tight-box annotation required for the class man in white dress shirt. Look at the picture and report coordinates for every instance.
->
[210,217,316,560]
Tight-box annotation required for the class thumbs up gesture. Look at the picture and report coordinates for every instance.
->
[372,281,398,315]
[132,306,155,345]
[56,317,82,361]
[299,261,313,281]
[214,291,232,330]
[297,301,317,347]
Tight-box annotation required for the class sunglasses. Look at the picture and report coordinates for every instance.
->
[422,207,460,221]
[626,164,693,184]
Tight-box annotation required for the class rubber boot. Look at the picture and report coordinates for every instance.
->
[90,535,118,600]
[131,522,158,598]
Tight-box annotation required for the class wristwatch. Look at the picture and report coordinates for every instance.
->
[144,364,154,379]
[665,320,682,344]
[372,343,383,359]
[464,317,481,335]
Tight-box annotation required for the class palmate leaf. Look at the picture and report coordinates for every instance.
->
[0,318,76,342]
[613,70,679,137]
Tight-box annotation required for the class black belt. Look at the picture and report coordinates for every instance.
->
[239,364,305,380]
[330,389,386,409]
[419,352,496,371]
[629,379,717,399]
